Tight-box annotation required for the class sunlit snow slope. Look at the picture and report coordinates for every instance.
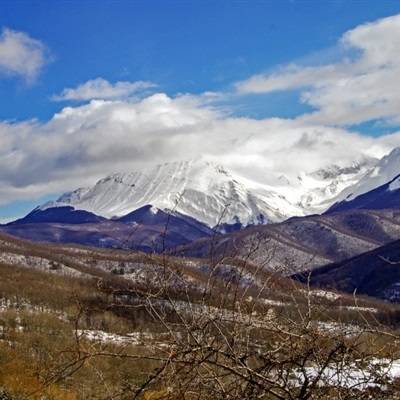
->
[39,159,297,228]
[37,155,381,229]
[326,148,400,208]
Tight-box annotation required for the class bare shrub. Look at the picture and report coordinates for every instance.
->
[1,218,400,399]
[43,232,400,399]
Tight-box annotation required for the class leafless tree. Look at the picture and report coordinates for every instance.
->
[38,206,400,399]
[38,233,400,399]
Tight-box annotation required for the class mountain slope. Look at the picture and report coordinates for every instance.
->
[1,205,215,252]
[9,206,106,225]
[327,177,400,213]
[293,238,400,302]
[326,148,400,213]
[35,156,378,230]
[37,159,299,229]
[177,209,400,274]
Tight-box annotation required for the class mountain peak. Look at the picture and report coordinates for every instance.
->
[338,147,400,202]
[33,152,388,229]
[32,149,400,230]
[38,159,287,229]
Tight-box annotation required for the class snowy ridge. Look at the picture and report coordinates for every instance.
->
[39,159,297,228]
[36,153,389,229]
[327,147,400,205]
[241,157,376,217]
[299,158,377,213]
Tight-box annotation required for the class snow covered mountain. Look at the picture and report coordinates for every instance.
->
[38,159,301,230]
[35,156,378,230]
[327,147,400,212]
[272,157,376,215]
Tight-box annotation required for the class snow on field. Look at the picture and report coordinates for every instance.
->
[0,252,87,277]
[292,358,400,390]
[77,330,145,345]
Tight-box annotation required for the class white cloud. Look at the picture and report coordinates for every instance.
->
[2,15,400,209]
[51,78,157,101]
[0,27,49,83]
[236,14,400,127]
[0,93,396,206]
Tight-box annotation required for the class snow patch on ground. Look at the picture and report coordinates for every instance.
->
[78,330,145,345]
[0,252,87,277]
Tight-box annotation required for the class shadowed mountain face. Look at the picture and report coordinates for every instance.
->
[4,205,400,302]
[176,209,400,274]
[0,205,214,252]
[9,206,106,225]
[326,175,400,214]
[3,206,400,272]
[325,148,400,214]
[292,239,400,302]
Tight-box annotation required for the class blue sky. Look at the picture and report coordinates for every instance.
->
[3,0,400,121]
[1,0,400,221]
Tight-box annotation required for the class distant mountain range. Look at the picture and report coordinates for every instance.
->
[327,147,400,212]
[293,238,400,302]
[1,149,399,248]
[10,153,383,227]
[3,148,400,301]
[35,159,290,229]
[177,209,400,273]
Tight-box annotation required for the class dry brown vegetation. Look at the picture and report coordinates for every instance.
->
[0,233,400,399]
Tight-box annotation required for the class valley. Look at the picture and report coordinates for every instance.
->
[3,150,400,303]
[2,150,400,398]
[4,4,400,399]
[0,233,400,399]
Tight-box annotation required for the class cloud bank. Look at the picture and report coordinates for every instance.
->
[0,27,49,83]
[2,13,400,209]
[0,92,396,206]
[236,14,400,126]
